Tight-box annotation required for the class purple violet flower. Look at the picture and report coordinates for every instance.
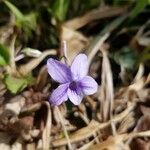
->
[47,54,98,105]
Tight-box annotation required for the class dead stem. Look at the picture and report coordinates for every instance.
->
[55,106,73,150]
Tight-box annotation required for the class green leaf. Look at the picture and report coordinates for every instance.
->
[129,0,149,19]
[4,1,37,35]
[0,43,10,66]
[22,12,37,35]
[112,47,137,69]
[4,0,24,22]
[4,73,35,94]
[51,0,70,22]
[24,13,37,30]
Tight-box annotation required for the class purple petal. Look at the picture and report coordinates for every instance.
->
[79,76,98,95]
[47,58,72,83]
[67,88,83,105]
[49,83,69,105]
[71,54,89,80]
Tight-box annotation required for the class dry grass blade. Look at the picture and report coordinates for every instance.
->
[26,143,36,150]
[55,106,73,150]
[129,74,150,91]
[64,6,128,30]
[6,35,17,75]
[52,120,100,147]
[52,103,135,147]
[0,143,10,150]
[10,35,16,72]
[77,137,98,150]
[88,134,126,150]
[99,48,114,122]
[88,130,150,150]
[87,33,109,63]
[42,102,52,150]
[136,20,150,46]
[127,131,150,139]
[11,141,22,150]
[18,50,56,75]
[0,25,14,44]
[117,112,135,134]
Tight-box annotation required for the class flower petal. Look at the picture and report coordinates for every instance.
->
[67,88,83,105]
[71,54,88,80]
[47,58,72,83]
[49,83,69,105]
[79,76,98,95]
